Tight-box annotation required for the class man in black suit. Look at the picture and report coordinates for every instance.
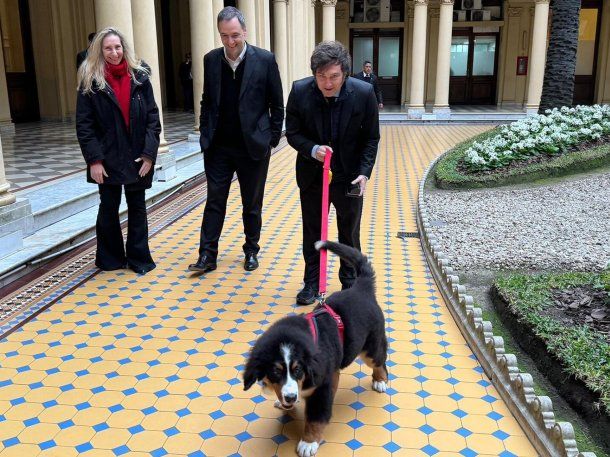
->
[188,7,284,274]
[286,41,380,305]
[178,53,193,112]
[353,61,384,109]
[76,32,96,70]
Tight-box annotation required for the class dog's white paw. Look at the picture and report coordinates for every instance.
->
[297,440,319,457]
[373,380,387,393]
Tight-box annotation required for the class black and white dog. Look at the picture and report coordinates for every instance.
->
[243,241,388,457]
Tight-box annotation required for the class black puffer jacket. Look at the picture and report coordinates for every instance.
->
[76,67,161,190]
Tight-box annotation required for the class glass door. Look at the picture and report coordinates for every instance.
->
[573,0,602,105]
[449,30,498,105]
[350,29,403,105]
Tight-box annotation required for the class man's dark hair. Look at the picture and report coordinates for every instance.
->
[363,60,371,66]
[88,32,96,42]
[310,41,351,75]
[217,6,246,28]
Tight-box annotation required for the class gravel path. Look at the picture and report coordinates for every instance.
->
[423,172,610,272]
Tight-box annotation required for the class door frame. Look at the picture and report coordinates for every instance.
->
[573,0,603,105]
[349,28,403,105]
[449,29,499,105]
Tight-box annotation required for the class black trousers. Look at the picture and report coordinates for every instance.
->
[95,185,155,271]
[198,147,270,260]
[300,181,363,289]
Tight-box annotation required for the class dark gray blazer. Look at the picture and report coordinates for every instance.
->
[198,44,284,160]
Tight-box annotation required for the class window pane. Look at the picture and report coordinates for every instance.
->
[450,37,469,77]
[378,36,399,77]
[472,36,496,76]
[575,8,598,76]
[352,37,373,74]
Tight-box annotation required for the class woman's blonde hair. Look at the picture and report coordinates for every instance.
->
[77,27,149,94]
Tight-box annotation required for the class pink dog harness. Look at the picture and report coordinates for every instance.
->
[305,303,345,346]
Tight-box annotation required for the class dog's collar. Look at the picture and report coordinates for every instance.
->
[305,303,344,346]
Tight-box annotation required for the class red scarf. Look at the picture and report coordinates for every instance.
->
[105,60,131,129]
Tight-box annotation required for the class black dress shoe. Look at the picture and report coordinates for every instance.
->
[244,253,259,271]
[129,264,156,275]
[296,285,318,306]
[188,255,217,273]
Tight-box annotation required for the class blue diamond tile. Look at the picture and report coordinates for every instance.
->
[499,452,518,457]
[418,406,433,415]
[456,427,472,437]
[449,392,464,401]
[23,417,40,426]
[112,445,130,456]
[93,422,109,432]
[218,393,233,402]
[421,444,439,455]
[235,431,252,442]
[452,409,468,418]
[164,427,179,437]
[419,424,436,435]
[345,439,363,450]
[128,425,144,434]
[209,410,225,420]
[199,429,216,439]
[416,390,431,399]
[347,419,364,429]
[383,421,400,432]
[177,408,191,417]
[243,412,259,422]
[151,448,168,457]
[492,430,510,440]
[142,406,157,415]
[76,443,93,453]
[38,440,57,451]
[3,437,19,447]
[58,419,74,429]
[383,442,400,452]
[482,394,497,403]
[460,448,478,457]
[272,434,288,445]
[487,411,503,421]
[383,403,399,413]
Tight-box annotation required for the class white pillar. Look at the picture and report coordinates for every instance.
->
[131,0,168,153]
[0,133,15,207]
[525,0,551,114]
[213,0,224,48]
[408,0,428,118]
[0,37,11,123]
[238,0,257,46]
[95,0,134,45]
[321,0,336,41]
[273,0,289,99]
[433,0,453,118]
[190,0,215,132]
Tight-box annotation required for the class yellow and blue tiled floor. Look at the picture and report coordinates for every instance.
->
[0,125,539,456]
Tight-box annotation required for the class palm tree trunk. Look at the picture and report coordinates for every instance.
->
[538,0,581,113]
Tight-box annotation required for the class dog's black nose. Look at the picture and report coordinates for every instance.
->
[284,393,297,404]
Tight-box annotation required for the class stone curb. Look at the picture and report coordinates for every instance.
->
[416,151,597,457]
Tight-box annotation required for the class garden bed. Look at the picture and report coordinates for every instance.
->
[434,105,610,189]
[492,272,610,450]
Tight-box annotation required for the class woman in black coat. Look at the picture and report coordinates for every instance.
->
[76,27,161,274]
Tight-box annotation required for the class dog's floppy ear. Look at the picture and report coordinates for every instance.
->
[243,359,262,391]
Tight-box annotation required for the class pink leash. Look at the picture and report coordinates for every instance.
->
[319,148,333,300]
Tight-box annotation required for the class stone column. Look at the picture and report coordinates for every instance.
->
[0,135,15,208]
[408,0,428,118]
[131,0,174,181]
[273,0,289,99]
[525,0,551,114]
[433,0,454,118]
[238,0,257,46]
[190,0,215,132]
[213,0,224,48]
[321,0,336,41]
[0,35,11,124]
[0,132,33,259]
[95,0,134,44]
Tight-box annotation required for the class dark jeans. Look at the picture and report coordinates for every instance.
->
[198,147,270,260]
[95,185,155,271]
[300,181,363,289]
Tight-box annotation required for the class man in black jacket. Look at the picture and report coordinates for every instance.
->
[76,32,96,70]
[352,61,383,109]
[286,41,380,305]
[188,7,284,274]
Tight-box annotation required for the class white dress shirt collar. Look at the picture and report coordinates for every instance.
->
[224,43,248,71]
